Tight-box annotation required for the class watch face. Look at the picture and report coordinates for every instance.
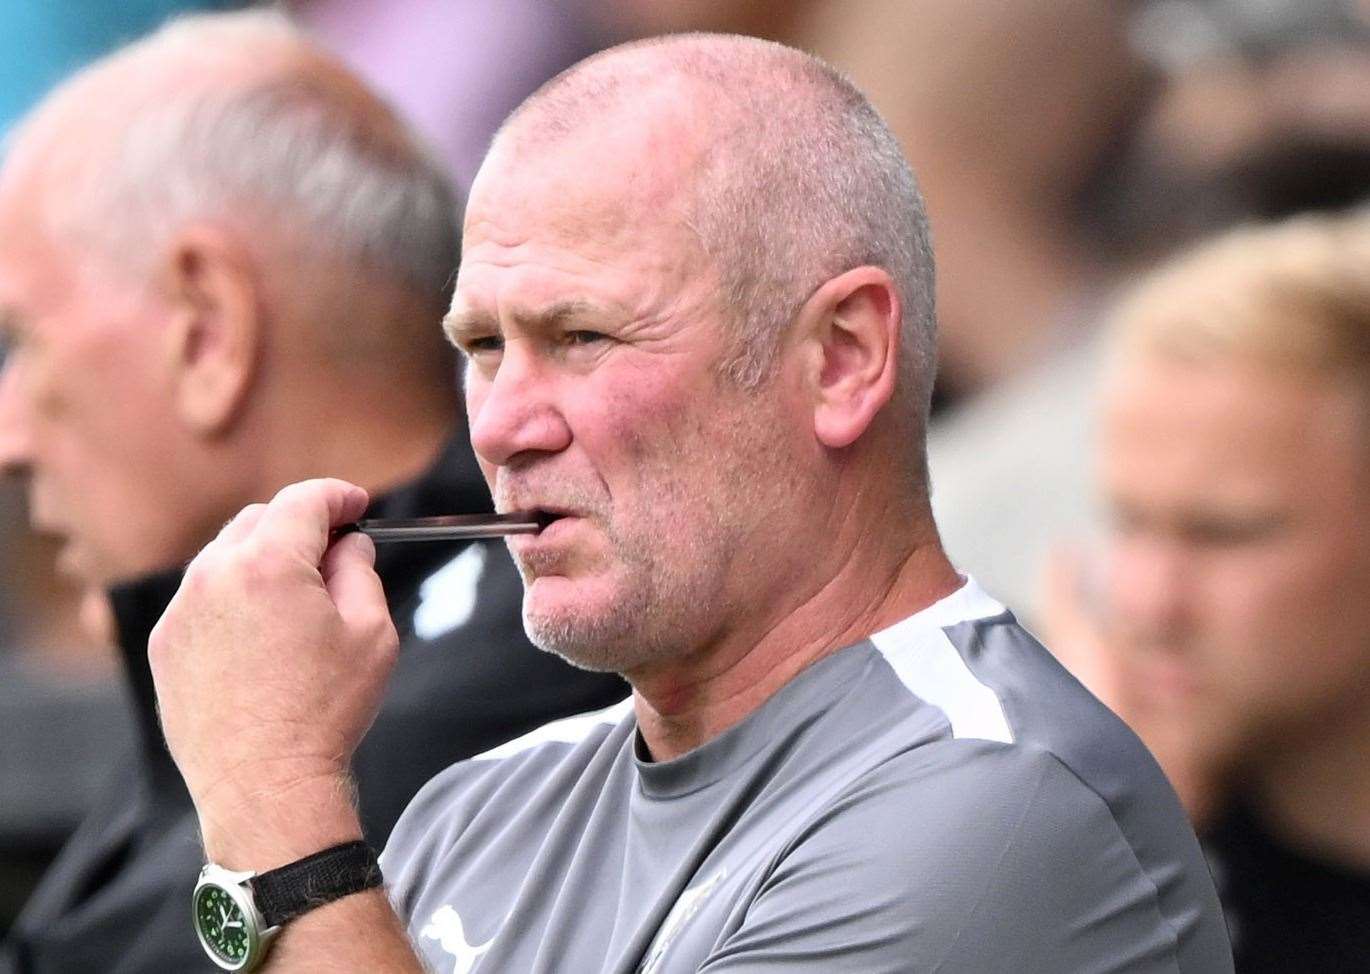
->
[194,883,253,969]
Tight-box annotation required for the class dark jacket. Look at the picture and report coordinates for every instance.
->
[0,436,627,973]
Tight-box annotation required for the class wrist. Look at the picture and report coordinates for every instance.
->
[197,771,364,870]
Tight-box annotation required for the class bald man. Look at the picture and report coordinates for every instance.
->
[0,12,624,973]
[149,34,1232,973]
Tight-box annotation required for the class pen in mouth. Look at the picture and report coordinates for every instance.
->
[335,511,549,543]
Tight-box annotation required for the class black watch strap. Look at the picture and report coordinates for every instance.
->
[250,840,382,928]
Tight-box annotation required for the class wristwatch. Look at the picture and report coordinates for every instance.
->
[192,840,382,971]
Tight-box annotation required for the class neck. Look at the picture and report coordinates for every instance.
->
[630,498,960,762]
[1249,694,1370,871]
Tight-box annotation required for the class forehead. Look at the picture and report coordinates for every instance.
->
[1103,354,1366,505]
[455,111,712,317]
[472,88,710,243]
[0,182,149,355]
[0,187,65,323]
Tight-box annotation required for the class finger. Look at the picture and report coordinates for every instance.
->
[250,478,370,568]
[320,531,390,633]
[217,503,269,546]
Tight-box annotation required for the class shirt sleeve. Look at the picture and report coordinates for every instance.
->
[698,741,1191,973]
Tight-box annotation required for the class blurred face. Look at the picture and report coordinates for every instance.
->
[1102,352,1370,751]
[451,123,812,677]
[0,188,191,586]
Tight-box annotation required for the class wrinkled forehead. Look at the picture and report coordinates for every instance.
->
[458,162,708,325]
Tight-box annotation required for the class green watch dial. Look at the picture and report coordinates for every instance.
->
[195,884,252,967]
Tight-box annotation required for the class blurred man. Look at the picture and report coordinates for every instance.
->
[1051,214,1370,971]
[148,34,1231,972]
[0,11,625,973]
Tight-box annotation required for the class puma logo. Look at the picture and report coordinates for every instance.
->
[420,904,494,974]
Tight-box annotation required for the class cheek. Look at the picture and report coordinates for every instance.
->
[571,376,696,477]
[1200,544,1362,709]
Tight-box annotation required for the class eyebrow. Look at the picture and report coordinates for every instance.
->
[443,300,614,341]
[0,305,19,344]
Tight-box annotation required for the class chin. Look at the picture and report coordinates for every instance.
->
[521,586,668,675]
[519,559,714,674]
[522,608,639,673]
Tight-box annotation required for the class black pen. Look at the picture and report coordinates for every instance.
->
[334,512,547,543]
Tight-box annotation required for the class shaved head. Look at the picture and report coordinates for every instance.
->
[491,34,936,463]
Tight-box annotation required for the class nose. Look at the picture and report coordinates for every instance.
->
[0,356,34,478]
[1107,533,1192,644]
[465,343,571,468]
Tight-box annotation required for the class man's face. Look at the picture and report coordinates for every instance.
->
[0,189,190,586]
[1102,352,1370,752]
[450,125,813,677]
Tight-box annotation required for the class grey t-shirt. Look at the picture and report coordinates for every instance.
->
[384,580,1232,973]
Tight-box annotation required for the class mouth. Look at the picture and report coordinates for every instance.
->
[503,506,585,557]
[502,503,579,531]
[1134,650,1206,702]
[530,506,575,530]
[44,533,87,580]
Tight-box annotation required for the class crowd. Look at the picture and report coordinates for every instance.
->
[0,1,1366,972]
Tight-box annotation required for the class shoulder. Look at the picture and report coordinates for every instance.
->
[783,738,1131,879]
[388,695,635,832]
[727,741,1209,972]
[733,580,1231,971]
[380,698,635,907]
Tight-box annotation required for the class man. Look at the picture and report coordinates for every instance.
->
[148,34,1233,972]
[0,11,625,972]
[1049,214,1370,972]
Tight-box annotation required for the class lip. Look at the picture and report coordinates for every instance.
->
[506,511,581,552]
[1138,654,1206,702]
[28,517,70,550]
[47,534,89,581]
[496,500,582,527]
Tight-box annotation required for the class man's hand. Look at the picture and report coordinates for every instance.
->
[148,478,399,865]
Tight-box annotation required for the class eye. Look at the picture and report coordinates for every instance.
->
[0,328,21,371]
[458,334,504,356]
[1183,515,1282,548]
[564,330,608,347]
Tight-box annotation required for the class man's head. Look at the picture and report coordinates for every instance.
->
[1100,213,1370,755]
[0,10,459,586]
[449,34,938,675]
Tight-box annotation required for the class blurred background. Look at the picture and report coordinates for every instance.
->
[3,0,1369,944]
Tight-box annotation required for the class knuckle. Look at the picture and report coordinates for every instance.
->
[181,553,217,591]
[273,479,318,507]
[368,618,400,662]
[146,618,171,669]
[215,503,264,541]
[230,540,286,588]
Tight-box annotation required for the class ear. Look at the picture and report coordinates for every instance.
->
[794,266,901,449]
[161,226,261,437]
